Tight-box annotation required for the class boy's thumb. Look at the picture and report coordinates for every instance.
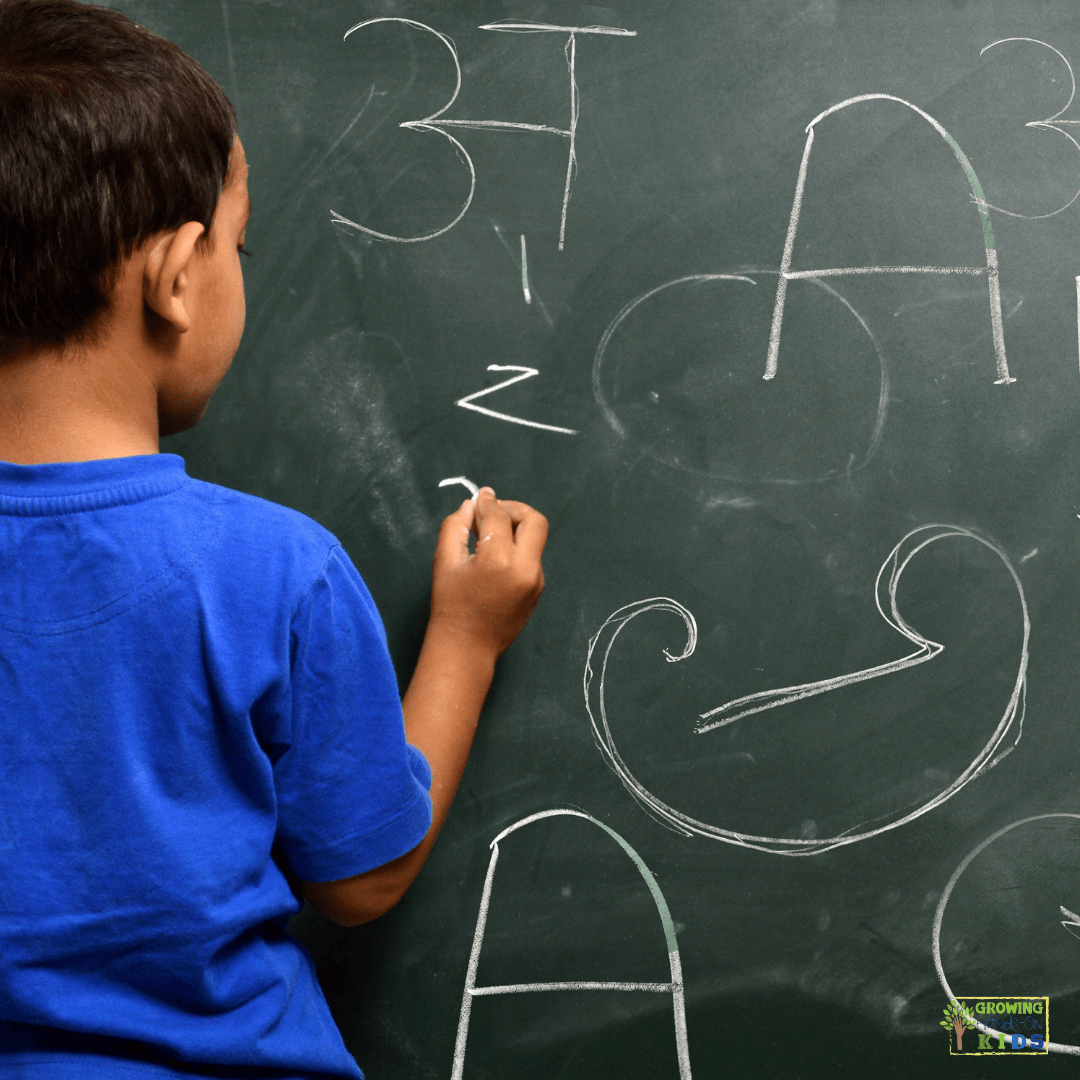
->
[435,499,475,568]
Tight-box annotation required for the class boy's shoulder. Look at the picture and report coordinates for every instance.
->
[178,473,348,602]
[191,475,336,547]
[0,455,360,635]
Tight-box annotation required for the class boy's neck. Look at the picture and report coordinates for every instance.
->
[0,135,249,467]
[0,339,160,465]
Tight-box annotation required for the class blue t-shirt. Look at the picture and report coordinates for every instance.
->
[0,454,433,1079]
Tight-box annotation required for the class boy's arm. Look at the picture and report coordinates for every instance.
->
[301,489,547,927]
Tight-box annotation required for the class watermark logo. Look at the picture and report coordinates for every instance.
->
[942,997,1049,1054]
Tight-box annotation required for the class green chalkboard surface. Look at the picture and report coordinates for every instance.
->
[107,0,1080,1075]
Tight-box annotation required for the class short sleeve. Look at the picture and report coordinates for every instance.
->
[272,545,432,882]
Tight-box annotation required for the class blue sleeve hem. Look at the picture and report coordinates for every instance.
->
[406,742,432,791]
[290,747,434,882]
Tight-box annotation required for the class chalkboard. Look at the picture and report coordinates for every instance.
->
[108,0,1080,1075]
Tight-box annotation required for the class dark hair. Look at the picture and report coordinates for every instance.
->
[0,0,237,352]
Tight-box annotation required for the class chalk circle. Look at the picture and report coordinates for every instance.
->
[934,813,1080,1056]
[584,526,1028,856]
[591,271,888,484]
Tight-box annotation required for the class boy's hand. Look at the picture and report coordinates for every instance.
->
[302,488,547,926]
[430,488,547,657]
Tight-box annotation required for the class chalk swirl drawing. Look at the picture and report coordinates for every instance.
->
[584,525,1029,855]
[451,809,691,1079]
[592,272,887,485]
[331,19,634,248]
[933,814,1080,1056]
[974,39,1080,221]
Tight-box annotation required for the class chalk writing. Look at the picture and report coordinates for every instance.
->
[766,95,1012,384]
[477,22,636,249]
[457,365,578,435]
[451,808,691,1079]
[331,19,634,248]
[591,272,888,484]
[330,19,474,243]
[438,476,480,500]
[491,222,555,326]
[1060,905,1080,942]
[975,39,1080,220]
[585,525,1029,854]
[520,234,531,304]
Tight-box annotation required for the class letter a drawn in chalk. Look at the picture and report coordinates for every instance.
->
[456,365,578,435]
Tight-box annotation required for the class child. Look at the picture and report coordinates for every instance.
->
[0,1,547,1077]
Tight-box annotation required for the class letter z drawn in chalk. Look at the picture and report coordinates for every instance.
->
[457,365,578,435]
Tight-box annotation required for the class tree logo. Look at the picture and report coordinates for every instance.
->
[941,1000,976,1052]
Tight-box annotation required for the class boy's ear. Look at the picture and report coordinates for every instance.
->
[142,222,206,334]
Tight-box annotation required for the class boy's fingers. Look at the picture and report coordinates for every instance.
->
[480,500,536,530]
[501,502,548,563]
[435,499,475,567]
[499,500,533,525]
[473,488,513,551]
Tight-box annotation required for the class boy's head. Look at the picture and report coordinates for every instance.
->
[0,0,237,354]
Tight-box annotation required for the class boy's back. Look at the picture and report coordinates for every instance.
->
[0,452,432,1076]
[0,3,546,1075]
